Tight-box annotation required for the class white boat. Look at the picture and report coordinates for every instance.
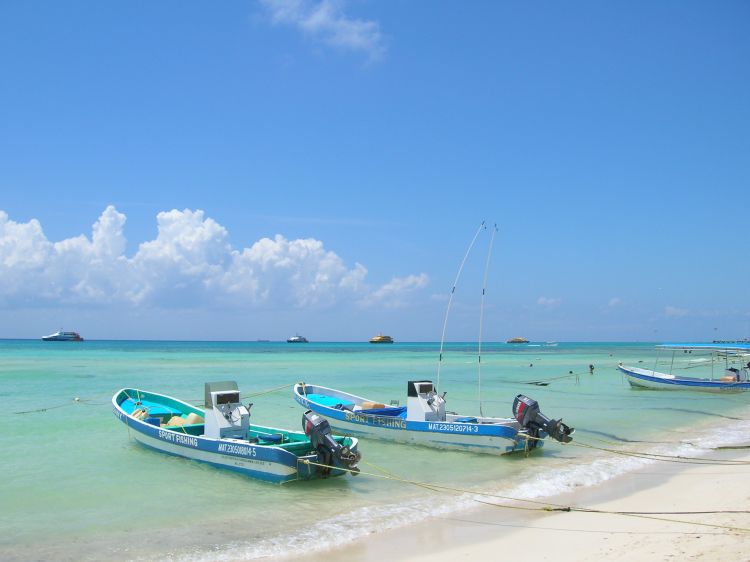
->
[287,334,309,343]
[42,330,84,342]
[112,381,361,483]
[293,223,574,455]
[294,381,573,455]
[618,343,750,392]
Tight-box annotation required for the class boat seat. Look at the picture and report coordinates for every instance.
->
[120,397,183,417]
[305,393,355,410]
[358,406,407,417]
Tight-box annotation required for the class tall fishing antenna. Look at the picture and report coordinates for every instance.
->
[477,223,498,417]
[436,221,486,393]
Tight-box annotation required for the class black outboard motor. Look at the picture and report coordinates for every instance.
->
[512,395,574,445]
[303,410,361,476]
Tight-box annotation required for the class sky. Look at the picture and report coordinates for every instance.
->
[1,1,748,342]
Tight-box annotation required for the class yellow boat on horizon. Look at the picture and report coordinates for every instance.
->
[506,337,530,344]
[369,334,394,344]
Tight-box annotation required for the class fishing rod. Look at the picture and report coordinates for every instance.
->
[436,221,486,394]
[477,223,498,417]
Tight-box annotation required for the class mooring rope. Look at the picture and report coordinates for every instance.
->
[297,458,750,534]
[568,440,750,466]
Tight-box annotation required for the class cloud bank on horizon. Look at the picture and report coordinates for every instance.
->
[0,207,427,310]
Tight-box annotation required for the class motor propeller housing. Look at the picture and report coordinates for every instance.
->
[512,394,574,443]
[303,410,361,476]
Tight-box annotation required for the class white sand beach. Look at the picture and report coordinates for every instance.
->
[297,449,750,562]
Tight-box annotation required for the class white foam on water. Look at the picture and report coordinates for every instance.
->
[160,415,750,561]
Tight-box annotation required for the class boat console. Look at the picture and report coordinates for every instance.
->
[204,381,250,439]
[406,380,446,422]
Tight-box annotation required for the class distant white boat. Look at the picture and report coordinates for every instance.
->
[42,331,84,342]
[287,334,309,343]
[618,343,750,392]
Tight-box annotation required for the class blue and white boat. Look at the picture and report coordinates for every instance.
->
[287,334,308,343]
[42,330,83,341]
[618,343,750,392]
[293,381,573,455]
[113,381,361,483]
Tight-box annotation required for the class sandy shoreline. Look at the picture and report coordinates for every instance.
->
[296,448,750,562]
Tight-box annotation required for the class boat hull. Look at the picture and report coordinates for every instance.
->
[42,332,83,341]
[294,384,536,455]
[619,366,750,393]
[112,389,356,483]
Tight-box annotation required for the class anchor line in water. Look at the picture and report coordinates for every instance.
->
[12,397,93,415]
[183,382,294,405]
[437,221,486,394]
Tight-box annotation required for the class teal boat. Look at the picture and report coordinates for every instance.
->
[112,381,361,483]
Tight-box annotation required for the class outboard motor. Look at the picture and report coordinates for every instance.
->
[512,395,574,444]
[303,410,361,476]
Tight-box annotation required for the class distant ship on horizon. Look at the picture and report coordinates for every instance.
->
[506,337,530,344]
[369,334,394,344]
[42,330,84,342]
[287,334,309,343]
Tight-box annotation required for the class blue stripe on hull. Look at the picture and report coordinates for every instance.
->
[131,435,297,483]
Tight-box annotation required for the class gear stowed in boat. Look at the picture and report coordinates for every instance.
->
[294,380,573,455]
[112,381,361,483]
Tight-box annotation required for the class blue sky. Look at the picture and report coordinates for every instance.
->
[1,1,748,341]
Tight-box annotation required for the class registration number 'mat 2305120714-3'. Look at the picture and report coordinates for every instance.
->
[427,422,479,433]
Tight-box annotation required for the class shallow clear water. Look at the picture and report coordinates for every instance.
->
[1,340,748,561]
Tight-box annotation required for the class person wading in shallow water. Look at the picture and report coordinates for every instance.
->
[589,364,595,374]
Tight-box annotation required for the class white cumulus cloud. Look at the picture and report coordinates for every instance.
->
[361,273,429,308]
[261,0,386,60]
[0,207,425,311]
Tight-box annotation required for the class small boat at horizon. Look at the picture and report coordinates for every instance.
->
[112,381,360,483]
[287,334,309,343]
[618,343,750,392]
[42,330,84,342]
[294,381,573,455]
[369,334,394,344]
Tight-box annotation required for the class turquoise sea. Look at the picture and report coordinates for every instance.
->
[2,340,749,561]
